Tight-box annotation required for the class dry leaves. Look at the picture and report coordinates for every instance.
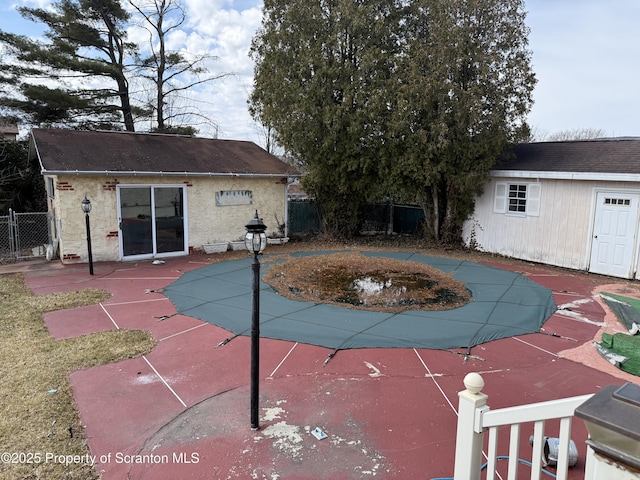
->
[264,252,471,312]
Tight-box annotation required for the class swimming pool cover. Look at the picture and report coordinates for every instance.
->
[163,251,556,351]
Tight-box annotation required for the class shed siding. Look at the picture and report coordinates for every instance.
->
[463,177,640,273]
[47,174,287,263]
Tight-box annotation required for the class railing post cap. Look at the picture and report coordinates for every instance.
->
[463,372,485,394]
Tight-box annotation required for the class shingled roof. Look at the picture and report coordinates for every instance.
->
[494,138,640,178]
[0,121,19,139]
[31,128,299,177]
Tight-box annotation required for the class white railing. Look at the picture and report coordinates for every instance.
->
[453,373,593,480]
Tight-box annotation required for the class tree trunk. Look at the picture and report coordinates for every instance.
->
[431,185,441,242]
[156,6,166,130]
[116,76,135,132]
[417,187,439,242]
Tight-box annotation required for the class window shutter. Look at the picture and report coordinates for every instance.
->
[527,183,541,216]
[494,183,507,213]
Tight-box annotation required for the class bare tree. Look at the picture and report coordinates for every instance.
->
[128,0,232,134]
[531,127,608,142]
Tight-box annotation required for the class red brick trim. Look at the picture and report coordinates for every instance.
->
[56,181,74,191]
[103,179,120,191]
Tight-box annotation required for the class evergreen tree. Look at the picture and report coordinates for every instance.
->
[389,0,535,242]
[250,0,404,236]
[0,137,45,213]
[250,0,535,242]
[0,0,140,131]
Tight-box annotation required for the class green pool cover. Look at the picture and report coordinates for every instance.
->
[164,251,557,351]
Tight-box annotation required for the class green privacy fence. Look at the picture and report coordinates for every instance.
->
[288,200,321,234]
[392,204,425,234]
[288,201,424,236]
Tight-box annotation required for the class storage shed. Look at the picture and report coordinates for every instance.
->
[30,128,299,263]
[462,138,640,279]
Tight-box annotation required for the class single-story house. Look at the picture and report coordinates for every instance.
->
[30,128,299,263]
[0,121,19,141]
[462,137,640,279]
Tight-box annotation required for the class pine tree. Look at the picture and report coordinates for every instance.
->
[0,0,140,131]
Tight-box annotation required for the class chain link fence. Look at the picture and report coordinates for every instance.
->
[0,210,51,262]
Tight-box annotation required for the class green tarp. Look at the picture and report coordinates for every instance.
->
[164,251,557,351]
[600,292,640,330]
[596,292,640,377]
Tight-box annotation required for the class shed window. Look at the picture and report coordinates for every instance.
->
[508,184,527,212]
[46,177,55,199]
[494,182,540,216]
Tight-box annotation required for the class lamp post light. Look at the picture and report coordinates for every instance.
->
[81,196,94,275]
[245,210,267,430]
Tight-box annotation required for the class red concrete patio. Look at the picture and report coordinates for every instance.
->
[15,249,640,479]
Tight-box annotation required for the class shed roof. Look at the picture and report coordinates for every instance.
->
[32,128,299,178]
[493,137,640,178]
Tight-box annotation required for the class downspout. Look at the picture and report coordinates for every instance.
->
[284,180,290,237]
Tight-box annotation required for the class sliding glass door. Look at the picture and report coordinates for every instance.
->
[118,185,187,260]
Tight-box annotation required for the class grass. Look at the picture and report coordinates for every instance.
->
[0,273,156,480]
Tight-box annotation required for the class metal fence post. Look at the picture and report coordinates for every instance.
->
[9,208,17,259]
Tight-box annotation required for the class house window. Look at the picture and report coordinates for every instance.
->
[494,182,540,216]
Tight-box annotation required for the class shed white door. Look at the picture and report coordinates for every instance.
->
[589,192,639,278]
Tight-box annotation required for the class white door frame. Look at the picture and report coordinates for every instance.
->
[588,188,640,278]
[117,184,189,261]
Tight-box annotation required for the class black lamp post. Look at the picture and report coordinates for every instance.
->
[81,196,94,275]
[245,210,267,430]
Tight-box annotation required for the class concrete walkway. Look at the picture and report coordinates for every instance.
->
[14,251,640,479]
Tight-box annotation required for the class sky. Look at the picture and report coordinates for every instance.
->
[0,0,639,146]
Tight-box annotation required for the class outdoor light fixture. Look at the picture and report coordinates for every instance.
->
[245,211,267,254]
[245,210,267,430]
[81,196,94,275]
[81,196,92,214]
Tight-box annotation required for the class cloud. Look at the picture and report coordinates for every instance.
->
[175,0,263,141]
[119,0,263,141]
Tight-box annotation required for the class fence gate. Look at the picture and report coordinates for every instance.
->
[0,209,51,262]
